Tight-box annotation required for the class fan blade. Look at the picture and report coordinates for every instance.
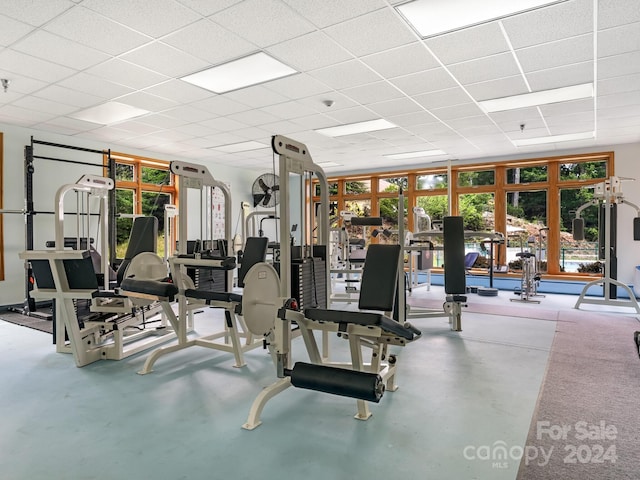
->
[253,193,265,207]
[271,184,279,191]
[262,193,272,207]
[258,178,269,192]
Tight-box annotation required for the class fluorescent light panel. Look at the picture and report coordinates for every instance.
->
[212,141,267,153]
[316,119,397,137]
[385,149,447,160]
[317,161,341,167]
[479,83,594,112]
[513,131,594,147]
[397,0,568,38]
[181,52,297,94]
[71,102,149,125]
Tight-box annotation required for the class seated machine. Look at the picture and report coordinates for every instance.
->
[119,161,267,373]
[239,135,421,429]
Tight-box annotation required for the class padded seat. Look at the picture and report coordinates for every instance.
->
[184,289,242,304]
[305,308,418,341]
[176,254,236,269]
[119,278,178,300]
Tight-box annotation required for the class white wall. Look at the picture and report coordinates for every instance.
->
[0,123,259,306]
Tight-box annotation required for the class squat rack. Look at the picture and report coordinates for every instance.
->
[18,137,115,315]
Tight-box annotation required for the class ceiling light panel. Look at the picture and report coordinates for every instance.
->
[181,52,297,94]
[479,83,594,112]
[211,141,268,153]
[316,119,398,137]
[397,0,569,39]
[70,101,150,125]
[512,131,594,146]
[385,149,447,159]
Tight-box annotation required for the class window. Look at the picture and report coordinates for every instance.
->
[506,165,547,184]
[0,132,3,280]
[416,173,448,190]
[560,160,607,181]
[111,154,175,260]
[458,169,495,187]
[345,179,370,195]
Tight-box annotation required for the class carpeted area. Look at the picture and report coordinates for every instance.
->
[517,310,640,479]
[0,311,53,334]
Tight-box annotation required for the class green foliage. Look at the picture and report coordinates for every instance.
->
[459,194,492,231]
[560,161,607,181]
[345,181,369,194]
[577,261,603,273]
[458,170,494,187]
[416,195,448,221]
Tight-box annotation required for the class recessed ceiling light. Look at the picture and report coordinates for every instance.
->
[316,119,397,137]
[397,0,569,38]
[479,83,593,113]
[181,52,297,94]
[512,131,594,147]
[70,101,149,125]
[211,141,268,153]
[385,149,447,160]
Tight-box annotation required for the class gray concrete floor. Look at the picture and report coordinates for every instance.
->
[1,287,622,480]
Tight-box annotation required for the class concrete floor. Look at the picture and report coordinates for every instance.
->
[1,287,604,480]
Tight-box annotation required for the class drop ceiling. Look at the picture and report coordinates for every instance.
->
[0,0,638,174]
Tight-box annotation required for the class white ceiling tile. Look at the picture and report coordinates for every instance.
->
[108,120,163,136]
[414,87,472,110]
[598,91,640,110]
[1,0,73,27]
[225,84,292,108]
[517,35,593,73]
[548,119,595,135]
[539,98,594,117]
[368,98,423,117]
[173,0,242,16]
[390,68,457,96]
[264,74,332,100]
[200,117,249,132]
[137,114,190,129]
[362,42,439,79]
[58,72,134,99]
[502,0,593,49]
[598,0,640,29]
[297,92,359,113]
[260,101,320,120]
[388,111,439,128]
[526,62,593,91]
[310,60,380,90]
[38,116,101,133]
[447,53,521,85]
[490,107,544,127]
[291,114,343,130]
[85,59,169,90]
[0,14,34,46]
[116,91,178,113]
[33,85,103,108]
[466,76,530,101]
[120,41,210,77]
[0,48,76,82]
[266,31,351,71]
[430,103,485,121]
[162,19,255,66]
[598,51,640,80]
[426,22,509,65]
[82,0,201,38]
[598,73,640,96]
[226,109,281,126]
[0,73,47,95]
[282,0,386,28]
[323,8,415,57]
[194,96,252,116]
[326,106,379,124]
[43,7,150,56]
[340,81,404,105]
[162,105,217,123]
[258,120,303,136]
[599,22,640,58]
[174,123,219,138]
[210,0,315,48]
[0,104,56,124]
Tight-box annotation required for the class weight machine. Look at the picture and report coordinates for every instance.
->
[573,176,640,313]
[511,227,547,303]
[240,135,420,429]
[19,175,174,367]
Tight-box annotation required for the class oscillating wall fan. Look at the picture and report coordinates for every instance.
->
[252,173,280,208]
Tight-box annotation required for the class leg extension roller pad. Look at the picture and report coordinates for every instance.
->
[288,362,384,403]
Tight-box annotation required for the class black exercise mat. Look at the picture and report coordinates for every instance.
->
[0,311,53,334]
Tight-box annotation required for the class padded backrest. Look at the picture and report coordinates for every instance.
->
[444,216,465,294]
[358,244,401,312]
[237,237,269,288]
[116,216,158,285]
[464,252,480,269]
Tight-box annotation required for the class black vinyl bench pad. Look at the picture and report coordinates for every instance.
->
[304,308,419,341]
[119,278,178,299]
[184,289,242,304]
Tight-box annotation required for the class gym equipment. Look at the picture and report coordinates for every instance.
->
[240,135,420,430]
[19,175,175,367]
[510,251,544,303]
[572,176,640,313]
[120,161,267,374]
[634,331,640,358]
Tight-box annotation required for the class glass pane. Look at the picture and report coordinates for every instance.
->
[116,188,134,215]
[505,190,548,272]
[457,170,495,187]
[379,176,408,191]
[415,195,449,231]
[141,166,170,185]
[506,165,547,184]
[458,193,494,231]
[559,188,599,273]
[115,163,134,181]
[315,182,338,196]
[116,218,133,259]
[345,180,371,194]
[416,173,448,190]
[378,196,408,245]
[559,160,607,181]
[142,191,171,258]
